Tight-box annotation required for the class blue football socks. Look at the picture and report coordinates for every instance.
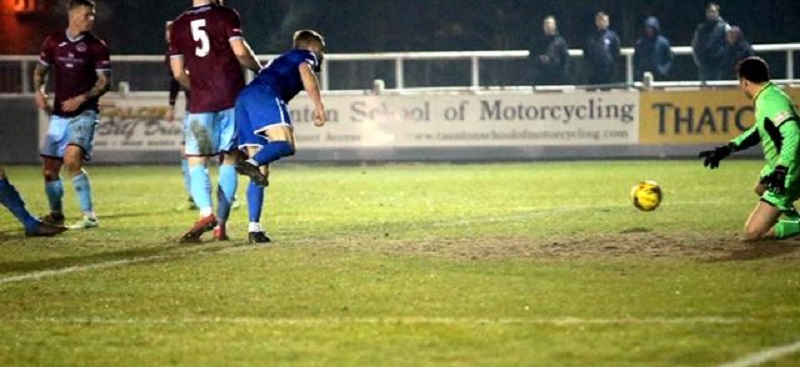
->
[71,170,94,216]
[247,181,264,224]
[189,164,213,215]
[216,164,238,223]
[252,141,295,166]
[45,178,64,214]
[0,178,39,231]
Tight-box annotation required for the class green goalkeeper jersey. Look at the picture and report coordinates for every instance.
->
[730,82,800,180]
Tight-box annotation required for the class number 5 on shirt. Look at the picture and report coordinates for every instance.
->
[191,19,209,58]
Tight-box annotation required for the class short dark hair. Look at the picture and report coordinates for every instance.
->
[69,0,96,10]
[737,57,770,83]
[293,29,325,49]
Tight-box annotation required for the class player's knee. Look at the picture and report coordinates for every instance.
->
[62,160,82,176]
[742,226,767,242]
[222,151,241,165]
[43,169,59,181]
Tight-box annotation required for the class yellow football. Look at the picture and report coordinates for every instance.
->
[630,181,662,212]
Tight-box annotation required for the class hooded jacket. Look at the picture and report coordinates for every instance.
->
[633,17,674,80]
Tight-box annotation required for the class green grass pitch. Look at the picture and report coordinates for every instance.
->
[1,161,799,367]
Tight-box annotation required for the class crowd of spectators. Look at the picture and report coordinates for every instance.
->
[527,2,756,87]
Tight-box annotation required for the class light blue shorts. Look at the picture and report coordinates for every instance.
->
[184,108,237,156]
[41,110,98,161]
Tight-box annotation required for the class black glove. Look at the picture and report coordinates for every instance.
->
[698,144,733,169]
[761,165,788,195]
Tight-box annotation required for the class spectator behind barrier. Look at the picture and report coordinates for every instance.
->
[723,26,755,80]
[691,2,730,83]
[582,11,621,88]
[633,16,673,81]
[528,15,570,86]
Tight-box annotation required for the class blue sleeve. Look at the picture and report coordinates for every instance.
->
[299,50,320,72]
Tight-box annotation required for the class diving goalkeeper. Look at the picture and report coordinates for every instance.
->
[699,56,800,241]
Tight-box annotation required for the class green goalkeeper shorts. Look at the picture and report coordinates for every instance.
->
[760,165,800,211]
[761,190,800,211]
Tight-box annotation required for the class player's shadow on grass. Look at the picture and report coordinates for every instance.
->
[98,210,174,220]
[707,241,800,262]
[0,245,186,274]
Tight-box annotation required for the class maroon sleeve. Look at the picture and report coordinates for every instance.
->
[38,35,54,66]
[94,40,112,72]
[224,9,244,40]
[168,18,184,57]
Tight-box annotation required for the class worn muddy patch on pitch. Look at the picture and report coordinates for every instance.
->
[378,233,800,261]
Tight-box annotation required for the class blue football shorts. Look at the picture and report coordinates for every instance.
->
[235,84,292,149]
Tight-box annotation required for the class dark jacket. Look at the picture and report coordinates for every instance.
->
[723,39,755,79]
[633,17,674,81]
[583,28,621,84]
[691,16,728,67]
[528,32,570,85]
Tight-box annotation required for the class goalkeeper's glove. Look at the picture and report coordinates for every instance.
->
[698,144,734,169]
[761,165,788,195]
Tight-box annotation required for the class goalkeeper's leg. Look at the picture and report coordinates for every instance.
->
[757,188,800,240]
[754,180,800,221]
[743,201,782,241]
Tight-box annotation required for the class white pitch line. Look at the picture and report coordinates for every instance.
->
[0,242,301,288]
[0,200,751,287]
[718,339,800,367]
[0,208,570,286]
[1,316,792,326]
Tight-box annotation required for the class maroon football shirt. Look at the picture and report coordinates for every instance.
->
[168,4,246,113]
[38,31,111,118]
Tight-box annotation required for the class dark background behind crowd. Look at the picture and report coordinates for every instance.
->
[1,0,798,88]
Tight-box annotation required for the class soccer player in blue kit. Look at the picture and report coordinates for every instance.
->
[235,30,327,243]
[0,166,67,237]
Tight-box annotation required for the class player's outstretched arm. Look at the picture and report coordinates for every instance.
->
[729,126,761,152]
[32,63,51,112]
[699,127,759,169]
[62,71,111,113]
[230,39,262,73]
[299,62,325,127]
[170,57,190,90]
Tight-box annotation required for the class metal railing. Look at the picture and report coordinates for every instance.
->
[1,43,798,94]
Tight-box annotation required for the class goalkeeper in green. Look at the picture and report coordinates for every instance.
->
[699,56,800,241]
